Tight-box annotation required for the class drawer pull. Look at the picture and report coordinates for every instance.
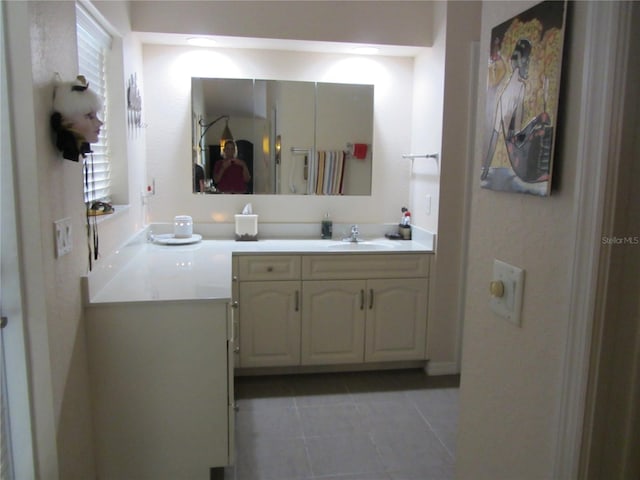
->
[369,289,374,309]
[267,266,274,272]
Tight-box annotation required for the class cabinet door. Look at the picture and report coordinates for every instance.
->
[301,280,366,365]
[239,280,301,367]
[365,278,428,362]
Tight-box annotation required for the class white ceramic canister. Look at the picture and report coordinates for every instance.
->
[173,215,193,238]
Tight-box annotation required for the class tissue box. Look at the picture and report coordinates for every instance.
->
[235,214,258,241]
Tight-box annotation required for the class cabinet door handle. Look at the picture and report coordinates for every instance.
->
[360,290,365,310]
[230,302,240,352]
[295,290,300,312]
[369,289,374,309]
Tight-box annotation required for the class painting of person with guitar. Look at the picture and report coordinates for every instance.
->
[480,1,567,196]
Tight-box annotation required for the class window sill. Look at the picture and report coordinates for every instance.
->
[90,204,130,225]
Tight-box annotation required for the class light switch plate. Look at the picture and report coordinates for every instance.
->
[489,259,524,326]
[54,217,72,257]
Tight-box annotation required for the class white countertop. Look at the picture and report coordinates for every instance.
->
[86,234,434,305]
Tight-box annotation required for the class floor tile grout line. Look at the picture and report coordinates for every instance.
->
[366,429,398,479]
[296,399,358,409]
[301,437,316,479]
[293,393,318,478]
[233,372,458,479]
[299,381,387,480]
[403,390,457,461]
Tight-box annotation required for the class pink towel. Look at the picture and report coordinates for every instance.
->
[353,143,368,160]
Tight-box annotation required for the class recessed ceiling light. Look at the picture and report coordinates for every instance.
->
[187,37,218,47]
[351,46,379,55]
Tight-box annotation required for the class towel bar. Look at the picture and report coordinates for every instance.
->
[401,153,440,172]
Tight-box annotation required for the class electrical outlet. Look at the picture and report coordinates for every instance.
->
[54,218,72,257]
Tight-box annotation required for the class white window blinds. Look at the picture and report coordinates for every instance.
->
[76,4,112,203]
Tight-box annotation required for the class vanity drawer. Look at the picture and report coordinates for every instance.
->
[237,255,301,281]
[302,254,429,280]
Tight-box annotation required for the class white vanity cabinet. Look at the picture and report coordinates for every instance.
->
[234,252,430,369]
[238,281,301,366]
[363,277,429,361]
[235,255,302,367]
[301,279,366,364]
[302,254,429,363]
[85,301,233,480]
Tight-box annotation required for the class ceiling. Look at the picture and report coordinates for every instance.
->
[134,32,426,58]
[130,1,435,54]
[198,78,255,118]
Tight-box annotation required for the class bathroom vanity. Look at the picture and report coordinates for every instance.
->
[83,229,433,480]
[234,252,430,370]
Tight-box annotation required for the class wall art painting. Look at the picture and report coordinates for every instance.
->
[481,1,567,196]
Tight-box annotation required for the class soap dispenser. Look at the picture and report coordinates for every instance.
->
[321,212,333,239]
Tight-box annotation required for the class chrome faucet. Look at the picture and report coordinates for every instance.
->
[344,224,361,243]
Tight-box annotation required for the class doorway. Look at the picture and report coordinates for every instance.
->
[0,4,36,476]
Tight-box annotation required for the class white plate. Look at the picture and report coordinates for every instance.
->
[152,233,202,245]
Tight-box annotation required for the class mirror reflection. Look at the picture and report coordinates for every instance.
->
[192,78,374,195]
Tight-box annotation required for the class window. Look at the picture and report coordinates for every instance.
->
[76,4,112,203]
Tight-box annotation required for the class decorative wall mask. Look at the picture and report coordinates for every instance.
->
[51,75,103,161]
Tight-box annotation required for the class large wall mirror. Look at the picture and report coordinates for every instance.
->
[192,78,374,195]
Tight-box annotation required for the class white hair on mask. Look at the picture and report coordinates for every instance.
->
[53,75,102,119]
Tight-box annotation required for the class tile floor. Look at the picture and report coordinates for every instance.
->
[216,369,459,480]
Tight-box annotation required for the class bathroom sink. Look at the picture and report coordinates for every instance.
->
[326,241,395,250]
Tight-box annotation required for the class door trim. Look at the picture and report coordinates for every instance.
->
[553,2,633,477]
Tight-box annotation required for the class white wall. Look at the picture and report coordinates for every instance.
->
[11,2,98,477]
[142,44,417,226]
[456,2,588,477]
[410,3,446,234]
[414,1,482,375]
[4,1,147,477]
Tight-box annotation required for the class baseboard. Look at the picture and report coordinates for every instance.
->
[235,360,427,377]
[425,361,459,376]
